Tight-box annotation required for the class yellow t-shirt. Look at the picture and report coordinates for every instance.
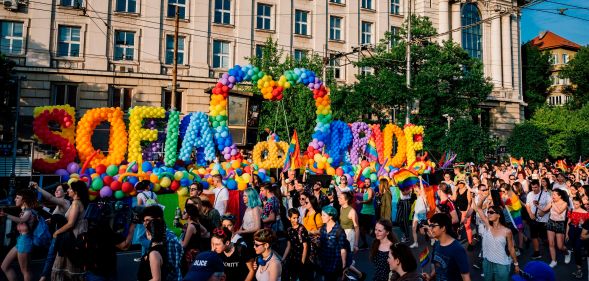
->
[303,210,323,232]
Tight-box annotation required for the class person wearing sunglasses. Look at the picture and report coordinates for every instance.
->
[252,229,281,281]
[211,227,254,281]
[421,213,470,281]
[474,193,519,281]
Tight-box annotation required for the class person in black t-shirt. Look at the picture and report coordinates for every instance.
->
[210,227,255,281]
[85,217,135,281]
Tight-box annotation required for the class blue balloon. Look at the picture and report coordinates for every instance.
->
[128,176,138,186]
[226,179,237,190]
[142,161,153,172]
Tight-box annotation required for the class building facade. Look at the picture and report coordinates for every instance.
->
[529,31,580,106]
[1,0,524,143]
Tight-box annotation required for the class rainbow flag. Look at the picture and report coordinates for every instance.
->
[510,157,524,168]
[282,130,302,172]
[365,137,379,163]
[393,169,419,191]
[419,246,430,268]
[556,159,568,173]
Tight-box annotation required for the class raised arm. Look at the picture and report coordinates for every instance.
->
[475,194,491,229]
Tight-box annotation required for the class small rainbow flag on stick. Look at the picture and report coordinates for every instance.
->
[282,130,301,172]
[365,136,379,163]
[510,157,524,168]
[419,247,431,268]
[393,169,419,192]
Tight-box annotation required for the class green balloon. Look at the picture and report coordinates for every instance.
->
[114,190,125,199]
[91,178,103,191]
[106,165,118,176]
[212,121,219,127]
[370,174,377,181]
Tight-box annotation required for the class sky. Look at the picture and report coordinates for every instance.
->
[521,0,589,45]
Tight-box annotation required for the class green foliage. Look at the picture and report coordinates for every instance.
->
[506,122,548,161]
[345,15,493,153]
[521,44,552,118]
[561,46,589,109]
[244,38,326,143]
[0,54,15,109]
[440,118,496,162]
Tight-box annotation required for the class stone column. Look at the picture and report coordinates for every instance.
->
[502,14,513,89]
[491,12,502,88]
[451,2,461,44]
[438,0,449,42]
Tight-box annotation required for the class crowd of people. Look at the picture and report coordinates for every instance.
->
[3,159,586,281]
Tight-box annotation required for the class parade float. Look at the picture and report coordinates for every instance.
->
[31,64,436,222]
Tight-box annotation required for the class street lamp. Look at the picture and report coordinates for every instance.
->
[442,114,453,130]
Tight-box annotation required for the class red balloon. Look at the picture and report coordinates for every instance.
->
[170,180,180,191]
[110,180,121,191]
[95,164,107,175]
[121,182,134,193]
[103,176,114,186]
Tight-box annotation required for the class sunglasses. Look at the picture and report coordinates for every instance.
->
[190,188,198,191]
[254,242,265,248]
[487,210,497,215]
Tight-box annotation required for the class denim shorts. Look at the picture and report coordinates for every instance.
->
[16,234,33,254]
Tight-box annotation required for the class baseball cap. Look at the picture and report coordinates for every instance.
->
[184,251,224,281]
[511,261,555,281]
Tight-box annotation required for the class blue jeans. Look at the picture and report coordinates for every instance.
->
[86,271,117,281]
[41,238,56,278]
[483,259,510,281]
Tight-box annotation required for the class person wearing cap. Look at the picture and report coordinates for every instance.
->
[183,251,225,281]
[511,261,555,281]
[252,229,282,281]
[422,213,470,281]
[319,205,349,281]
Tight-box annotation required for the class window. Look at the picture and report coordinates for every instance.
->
[329,16,342,41]
[390,26,399,46]
[0,21,24,55]
[109,86,133,111]
[390,0,400,15]
[294,49,307,61]
[115,0,136,13]
[213,40,230,68]
[114,31,135,61]
[295,10,309,36]
[328,54,341,79]
[361,21,372,45]
[162,89,183,111]
[256,3,272,30]
[562,53,569,64]
[60,0,83,7]
[461,3,482,59]
[57,26,81,57]
[168,0,186,19]
[228,95,248,145]
[361,0,372,9]
[165,35,185,65]
[550,53,558,65]
[330,0,343,3]
[52,84,78,107]
[214,0,231,24]
[360,66,373,76]
[255,44,264,58]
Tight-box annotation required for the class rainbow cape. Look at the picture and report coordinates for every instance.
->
[393,169,419,191]
[419,247,430,268]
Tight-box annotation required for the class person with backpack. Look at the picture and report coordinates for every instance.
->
[211,226,254,281]
[0,188,38,281]
[319,205,350,281]
[371,219,399,281]
[137,180,159,206]
[282,208,310,281]
[51,181,89,281]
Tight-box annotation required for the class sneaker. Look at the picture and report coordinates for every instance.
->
[549,260,557,268]
[531,251,542,259]
[573,269,583,279]
[409,242,418,248]
[565,250,572,264]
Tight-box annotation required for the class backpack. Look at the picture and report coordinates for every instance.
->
[142,191,158,206]
[31,210,51,247]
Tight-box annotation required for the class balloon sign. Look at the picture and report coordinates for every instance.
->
[252,138,290,169]
[178,112,216,165]
[349,122,371,165]
[404,124,424,166]
[128,106,166,164]
[76,107,128,168]
[164,110,180,166]
[327,120,352,166]
[32,105,77,173]
[383,124,407,168]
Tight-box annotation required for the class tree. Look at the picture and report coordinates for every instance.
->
[343,15,493,153]
[0,54,16,141]
[521,44,552,118]
[506,122,548,161]
[561,46,589,109]
[440,118,496,162]
[244,38,327,143]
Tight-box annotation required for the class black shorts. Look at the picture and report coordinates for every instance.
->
[530,221,547,239]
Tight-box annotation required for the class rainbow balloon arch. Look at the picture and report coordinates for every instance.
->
[31,64,435,201]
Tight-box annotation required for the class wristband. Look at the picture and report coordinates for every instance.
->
[514,262,519,266]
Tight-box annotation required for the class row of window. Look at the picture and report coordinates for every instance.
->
[550,75,570,86]
[550,53,570,65]
[547,95,570,106]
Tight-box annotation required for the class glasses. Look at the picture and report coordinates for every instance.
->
[427,223,440,228]
[222,214,236,222]
[190,188,198,191]
[487,210,497,215]
[300,197,307,201]
[254,242,265,248]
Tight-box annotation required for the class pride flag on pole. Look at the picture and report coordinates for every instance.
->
[283,130,302,172]
[510,157,524,168]
[366,137,379,163]
[419,247,431,268]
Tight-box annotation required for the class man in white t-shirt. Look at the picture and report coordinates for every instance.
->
[202,174,229,215]
[525,179,551,260]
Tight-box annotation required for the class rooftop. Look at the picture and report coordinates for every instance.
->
[529,31,581,51]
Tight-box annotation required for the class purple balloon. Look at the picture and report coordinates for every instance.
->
[100,186,113,198]
[222,73,229,79]
[314,83,320,89]
[228,76,236,83]
[220,78,228,85]
[66,162,80,174]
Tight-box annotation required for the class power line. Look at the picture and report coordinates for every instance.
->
[527,7,589,22]
[543,0,589,10]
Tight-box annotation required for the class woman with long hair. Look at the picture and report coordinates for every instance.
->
[302,192,323,236]
[500,183,524,253]
[475,193,519,281]
[566,197,589,278]
[370,219,398,281]
[137,219,167,281]
[238,187,262,245]
[378,178,392,221]
[180,203,207,275]
[452,180,473,249]
[388,243,424,281]
[0,188,37,281]
[543,188,570,267]
[338,192,359,253]
[253,229,282,281]
[541,177,551,191]
[410,178,429,249]
[51,181,89,281]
